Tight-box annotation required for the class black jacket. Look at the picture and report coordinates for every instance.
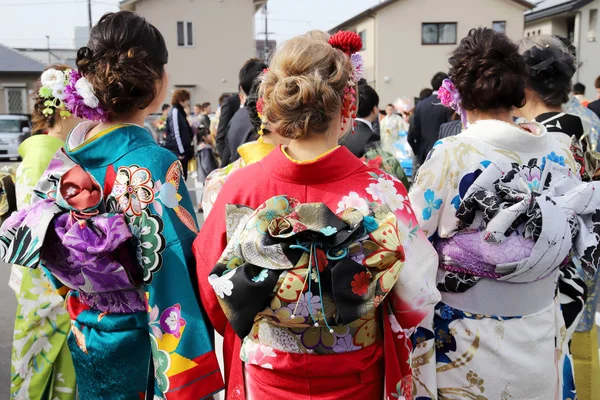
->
[227,107,255,163]
[588,99,600,119]
[165,104,194,158]
[340,120,379,158]
[216,94,241,166]
[408,94,452,163]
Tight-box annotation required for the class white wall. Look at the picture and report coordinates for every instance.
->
[576,0,600,100]
[374,0,528,104]
[127,0,256,108]
[524,19,553,37]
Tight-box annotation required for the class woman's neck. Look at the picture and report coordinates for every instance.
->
[84,113,146,142]
[285,133,339,162]
[519,97,562,122]
[47,118,80,142]
[467,108,515,125]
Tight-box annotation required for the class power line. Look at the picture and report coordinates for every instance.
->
[0,1,84,5]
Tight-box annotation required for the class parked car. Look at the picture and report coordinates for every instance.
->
[0,115,31,160]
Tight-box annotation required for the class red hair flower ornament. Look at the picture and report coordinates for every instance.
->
[329,31,364,132]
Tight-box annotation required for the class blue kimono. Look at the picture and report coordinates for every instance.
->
[1,122,223,399]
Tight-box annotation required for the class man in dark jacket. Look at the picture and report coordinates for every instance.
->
[408,72,453,164]
[165,89,194,179]
[340,84,380,157]
[225,58,267,164]
[215,93,239,165]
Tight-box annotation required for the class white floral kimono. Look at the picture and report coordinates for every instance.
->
[408,120,599,400]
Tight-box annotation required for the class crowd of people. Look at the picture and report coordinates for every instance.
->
[2,9,600,400]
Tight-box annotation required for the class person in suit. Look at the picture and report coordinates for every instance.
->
[226,58,267,163]
[340,83,380,157]
[438,118,462,139]
[588,76,600,118]
[408,72,453,164]
[216,93,240,166]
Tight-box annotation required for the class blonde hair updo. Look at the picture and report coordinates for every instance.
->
[260,30,353,140]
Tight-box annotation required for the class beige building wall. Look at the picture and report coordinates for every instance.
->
[0,75,38,114]
[576,0,600,99]
[524,20,553,37]
[374,0,527,104]
[355,18,376,85]
[123,0,256,109]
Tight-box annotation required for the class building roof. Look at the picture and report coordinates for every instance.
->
[121,0,267,12]
[330,0,535,32]
[0,44,45,74]
[525,0,594,21]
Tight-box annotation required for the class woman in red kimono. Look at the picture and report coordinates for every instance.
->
[194,30,440,400]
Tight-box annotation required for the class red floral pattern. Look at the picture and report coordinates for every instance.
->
[351,271,371,296]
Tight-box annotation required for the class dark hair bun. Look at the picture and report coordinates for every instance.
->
[76,11,168,120]
[522,44,575,107]
[449,28,526,111]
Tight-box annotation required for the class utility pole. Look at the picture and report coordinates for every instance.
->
[46,35,50,65]
[258,3,274,61]
[88,0,92,30]
[264,3,268,59]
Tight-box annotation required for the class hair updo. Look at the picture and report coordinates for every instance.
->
[76,11,168,120]
[518,35,576,107]
[260,30,353,140]
[32,63,71,133]
[449,28,527,112]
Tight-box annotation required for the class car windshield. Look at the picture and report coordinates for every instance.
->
[0,119,23,133]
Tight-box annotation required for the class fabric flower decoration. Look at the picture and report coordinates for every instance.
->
[41,69,65,90]
[38,68,72,119]
[64,69,107,122]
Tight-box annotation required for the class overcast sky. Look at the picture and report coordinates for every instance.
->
[0,0,380,49]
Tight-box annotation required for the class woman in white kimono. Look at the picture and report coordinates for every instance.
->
[409,28,600,399]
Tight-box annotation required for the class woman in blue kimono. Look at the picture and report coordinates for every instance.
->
[0,11,222,399]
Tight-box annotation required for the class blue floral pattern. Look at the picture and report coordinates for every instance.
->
[422,189,442,221]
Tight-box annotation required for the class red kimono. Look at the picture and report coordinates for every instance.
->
[194,146,439,400]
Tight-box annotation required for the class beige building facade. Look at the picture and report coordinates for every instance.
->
[331,0,532,104]
[120,0,265,107]
[525,0,600,100]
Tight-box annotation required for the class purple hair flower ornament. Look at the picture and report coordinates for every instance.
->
[350,53,364,82]
[64,70,108,122]
[437,78,467,127]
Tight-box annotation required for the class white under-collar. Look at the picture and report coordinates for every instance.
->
[355,118,373,131]
[67,121,100,149]
[460,119,549,151]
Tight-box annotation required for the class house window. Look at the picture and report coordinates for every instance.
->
[177,21,194,47]
[492,21,506,33]
[358,30,366,50]
[4,88,25,114]
[589,9,597,41]
[422,23,457,45]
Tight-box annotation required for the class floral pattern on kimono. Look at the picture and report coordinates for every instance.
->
[195,145,439,400]
[10,134,75,400]
[2,122,223,400]
[409,120,599,400]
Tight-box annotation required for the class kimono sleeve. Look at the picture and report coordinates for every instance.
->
[389,179,441,330]
[143,158,223,398]
[408,139,460,240]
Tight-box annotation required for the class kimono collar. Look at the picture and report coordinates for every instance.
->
[260,145,366,185]
[18,134,63,159]
[64,121,156,168]
[237,140,275,165]
[460,119,549,151]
